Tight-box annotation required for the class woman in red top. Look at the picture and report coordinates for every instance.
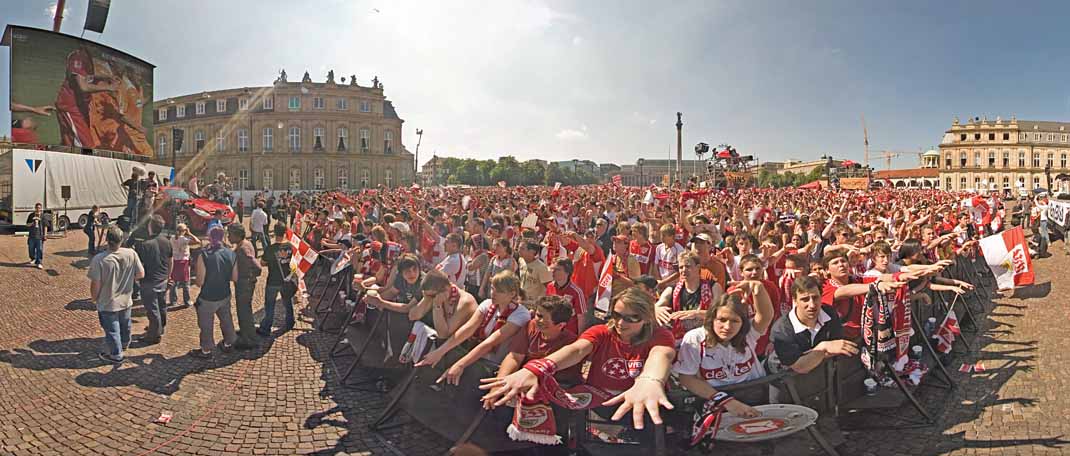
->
[481,287,677,429]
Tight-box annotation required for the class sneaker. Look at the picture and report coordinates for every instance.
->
[36,264,43,269]
[188,349,213,359]
[217,342,234,354]
[98,352,123,364]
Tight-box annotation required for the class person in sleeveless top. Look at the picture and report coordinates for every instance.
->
[190,227,239,358]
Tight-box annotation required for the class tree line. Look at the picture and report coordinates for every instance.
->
[755,166,826,188]
[436,156,600,186]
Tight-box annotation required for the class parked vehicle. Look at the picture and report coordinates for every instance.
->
[0,148,172,231]
[153,186,235,233]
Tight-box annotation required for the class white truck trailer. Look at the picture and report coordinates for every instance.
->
[0,148,173,230]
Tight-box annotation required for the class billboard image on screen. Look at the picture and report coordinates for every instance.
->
[4,25,154,156]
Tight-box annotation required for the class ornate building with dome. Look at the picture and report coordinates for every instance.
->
[937,115,1070,193]
[151,70,413,191]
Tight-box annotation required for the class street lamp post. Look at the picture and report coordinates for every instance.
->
[638,158,645,186]
[414,129,423,185]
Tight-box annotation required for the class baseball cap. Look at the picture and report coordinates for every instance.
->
[689,233,714,244]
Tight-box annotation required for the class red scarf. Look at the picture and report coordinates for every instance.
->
[477,300,519,341]
[507,358,613,445]
[670,279,713,340]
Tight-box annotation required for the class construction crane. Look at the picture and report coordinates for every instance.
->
[873,149,925,170]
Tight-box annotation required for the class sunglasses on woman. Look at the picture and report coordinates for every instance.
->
[610,310,644,324]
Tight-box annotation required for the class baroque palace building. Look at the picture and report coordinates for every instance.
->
[939,115,1070,193]
[152,70,413,191]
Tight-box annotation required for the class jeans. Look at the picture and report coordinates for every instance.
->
[87,228,96,255]
[140,282,168,339]
[169,281,191,305]
[27,238,43,265]
[195,296,238,352]
[260,284,296,331]
[250,231,268,256]
[234,280,257,345]
[1039,220,1050,254]
[98,307,132,359]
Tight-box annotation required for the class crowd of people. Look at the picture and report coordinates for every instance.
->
[74,177,1046,447]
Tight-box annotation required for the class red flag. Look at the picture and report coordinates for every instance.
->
[933,309,959,354]
[979,226,1034,289]
[612,175,622,186]
[593,254,615,313]
[498,181,507,188]
[286,229,319,277]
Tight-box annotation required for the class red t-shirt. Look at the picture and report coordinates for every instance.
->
[546,280,588,335]
[580,325,675,392]
[509,320,580,383]
[628,240,656,275]
[572,243,605,299]
[821,276,872,339]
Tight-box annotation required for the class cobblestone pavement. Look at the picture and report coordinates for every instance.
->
[0,226,1066,455]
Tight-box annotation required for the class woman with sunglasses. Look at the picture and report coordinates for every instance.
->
[480,287,676,430]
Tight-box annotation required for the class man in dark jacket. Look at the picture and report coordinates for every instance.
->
[133,215,173,344]
[228,224,262,349]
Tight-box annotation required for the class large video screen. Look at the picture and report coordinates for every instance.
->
[5,25,154,156]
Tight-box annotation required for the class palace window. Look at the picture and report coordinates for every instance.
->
[337,127,348,151]
[959,152,967,168]
[313,97,325,109]
[218,129,227,151]
[1003,152,1009,168]
[158,135,167,158]
[194,130,205,151]
[239,98,248,111]
[289,126,301,152]
[1019,151,1026,167]
[1063,153,1067,169]
[974,133,981,140]
[176,105,186,118]
[336,98,348,110]
[262,168,273,190]
[360,128,370,152]
[385,168,393,187]
[262,97,273,110]
[989,133,995,141]
[216,99,227,112]
[1048,153,1055,168]
[159,108,167,121]
[945,177,952,190]
[288,96,300,110]
[263,128,273,151]
[313,127,325,150]
[238,168,249,190]
[196,101,205,115]
[360,100,371,113]
[338,167,348,189]
[988,151,995,168]
[1033,153,1041,168]
[974,151,981,168]
[314,168,325,190]
[361,169,370,187]
[1003,133,1009,141]
[945,155,952,169]
[238,129,248,152]
[384,130,394,154]
[289,168,301,190]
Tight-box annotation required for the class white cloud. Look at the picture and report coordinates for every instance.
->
[44,3,69,19]
[556,125,588,140]
[572,35,583,46]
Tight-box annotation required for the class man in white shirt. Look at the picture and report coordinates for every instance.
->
[436,232,467,286]
[250,202,269,256]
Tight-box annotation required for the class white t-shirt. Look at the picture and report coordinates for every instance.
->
[475,299,532,337]
[862,263,901,278]
[672,326,766,388]
[171,236,192,261]
[655,242,685,278]
[250,208,268,233]
[436,252,467,286]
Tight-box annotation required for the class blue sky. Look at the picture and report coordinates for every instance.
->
[4,0,1070,170]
